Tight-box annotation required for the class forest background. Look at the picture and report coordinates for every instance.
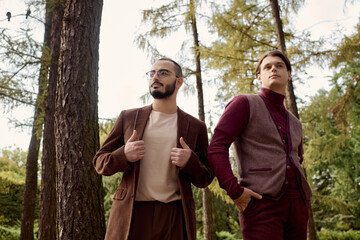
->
[0,0,359,239]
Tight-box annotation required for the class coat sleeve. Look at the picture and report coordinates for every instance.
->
[180,121,214,188]
[93,111,132,176]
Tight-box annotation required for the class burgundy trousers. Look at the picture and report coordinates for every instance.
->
[128,200,187,240]
[240,197,309,240]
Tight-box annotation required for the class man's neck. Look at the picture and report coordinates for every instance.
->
[152,98,178,114]
[262,86,286,96]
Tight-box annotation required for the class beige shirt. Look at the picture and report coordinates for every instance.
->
[135,110,181,202]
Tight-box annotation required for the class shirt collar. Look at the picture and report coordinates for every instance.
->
[260,88,285,106]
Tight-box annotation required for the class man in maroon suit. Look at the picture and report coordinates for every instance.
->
[208,50,312,240]
[93,58,213,240]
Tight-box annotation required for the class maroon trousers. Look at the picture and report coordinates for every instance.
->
[240,197,309,240]
[128,200,187,240]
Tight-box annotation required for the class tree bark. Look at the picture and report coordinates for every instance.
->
[307,196,318,240]
[20,3,51,240]
[38,1,64,239]
[202,187,215,240]
[189,0,215,239]
[269,0,299,118]
[54,0,105,239]
[269,1,317,239]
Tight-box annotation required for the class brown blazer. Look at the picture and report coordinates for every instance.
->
[93,105,214,240]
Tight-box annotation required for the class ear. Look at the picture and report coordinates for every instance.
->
[256,74,262,83]
[176,77,183,89]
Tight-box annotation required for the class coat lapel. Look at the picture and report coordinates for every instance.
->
[132,105,152,189]
[134,105,152,140]
[177,107,190,148]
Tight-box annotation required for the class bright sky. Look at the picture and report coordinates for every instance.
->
[0,0,359,151]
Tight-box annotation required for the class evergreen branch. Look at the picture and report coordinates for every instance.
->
[0,92,33,105]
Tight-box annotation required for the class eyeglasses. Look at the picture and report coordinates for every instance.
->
[146,69,178,79]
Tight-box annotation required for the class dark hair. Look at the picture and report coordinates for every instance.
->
[158,57,183,77]
[255,50,291,75]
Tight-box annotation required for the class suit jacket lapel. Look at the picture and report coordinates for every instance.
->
[134,105,152,140]
[132,105,152,186]
[177,107,190,148]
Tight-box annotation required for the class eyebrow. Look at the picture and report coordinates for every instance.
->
[263,61,285,67]
[150,69,170,72]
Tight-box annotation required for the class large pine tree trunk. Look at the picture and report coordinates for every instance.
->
[20,4,51,240]
[189,0,215,239]
[269,0,299,116]
[38,1,64,239]
[269,1,318,239]
[54,0,105,239]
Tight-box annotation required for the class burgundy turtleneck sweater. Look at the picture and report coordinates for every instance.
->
[209,88,302,200]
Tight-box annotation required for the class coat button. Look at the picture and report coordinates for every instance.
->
[286,165,290,170]
[285,180,288,185]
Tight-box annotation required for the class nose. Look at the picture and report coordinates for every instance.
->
[151,74,160,83]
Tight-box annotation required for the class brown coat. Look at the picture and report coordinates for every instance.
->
[93,105,214,240]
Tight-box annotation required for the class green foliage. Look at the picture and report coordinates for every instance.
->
[203,0,274,99]
[0,148,39,237]
[0,221,38,240]
[135,0,200,63]
[99,118,116,146]
[0,27,42,110]
[1,147,27,170]
[330,24,360,69]
[301,23,360,231]
[0,224,20,240]
[202,0,322,105]
[193,182,241,239]
[317,229,360,240]
[216,231,242,240]
[0,154,26,227]
[302,87,360,230]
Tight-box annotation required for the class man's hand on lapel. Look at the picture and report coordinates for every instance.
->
[124,130,145,162]
[170,137,191,168]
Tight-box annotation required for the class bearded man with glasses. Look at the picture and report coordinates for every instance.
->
[93,57,214,240]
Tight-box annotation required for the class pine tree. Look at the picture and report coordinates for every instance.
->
[38,0,64,239]
[54,0,105,238]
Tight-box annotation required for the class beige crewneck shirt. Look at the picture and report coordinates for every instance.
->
[135,110,181,202]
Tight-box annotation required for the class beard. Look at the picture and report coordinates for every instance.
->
[150,79,177,99]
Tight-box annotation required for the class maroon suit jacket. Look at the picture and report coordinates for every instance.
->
[93,105,214,240]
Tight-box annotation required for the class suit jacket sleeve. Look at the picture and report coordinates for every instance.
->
[93,111,132,176]
[180,121,214,188]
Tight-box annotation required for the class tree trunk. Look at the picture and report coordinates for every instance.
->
[54,0,105,239]
[38,1,64,239]
[269,0,299,117]
[202,187,215,240]
[269,1,317,239]
[189,0,215,239]
[20,3,51,240]
[307,198,318,240]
